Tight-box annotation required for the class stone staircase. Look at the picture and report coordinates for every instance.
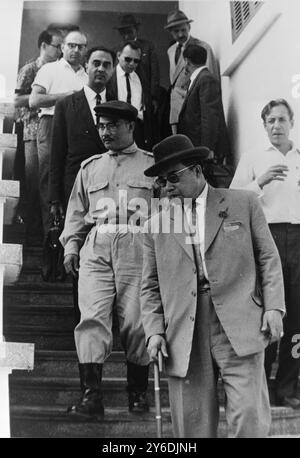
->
[3,225,300,438]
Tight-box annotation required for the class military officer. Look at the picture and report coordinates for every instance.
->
[60,101,154,419]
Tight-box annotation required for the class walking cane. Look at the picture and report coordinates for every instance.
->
[153,350,163,438]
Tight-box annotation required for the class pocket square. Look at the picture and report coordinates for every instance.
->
[223,221,242,232]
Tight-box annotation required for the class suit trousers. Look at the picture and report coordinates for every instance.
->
[36,115,53,238]
[168,290,271,438]
[75,225,149,366]
[24,139,43,239]
[265,223,300,398]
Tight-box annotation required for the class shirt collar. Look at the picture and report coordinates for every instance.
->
[265,140,299,156]
[108,142,138,156]
[84,85,106,102]
[60,57,85,74]
[117,63,134,78]
[178,35,190,48]
[190,65,207,85]
[195,182,208,205]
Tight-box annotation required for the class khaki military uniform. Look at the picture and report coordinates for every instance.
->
[60,143,154,364]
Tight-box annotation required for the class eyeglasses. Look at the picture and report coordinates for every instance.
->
[66,42,87,51]
[49,43,62,50]
[124,57,140,64]
[156,165,194,187]
[98,121,125,131]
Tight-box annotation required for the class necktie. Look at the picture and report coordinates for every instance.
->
[174,43,182,65]
[191,202,205,284]
[94,92,102,125]
[125,73,131,104]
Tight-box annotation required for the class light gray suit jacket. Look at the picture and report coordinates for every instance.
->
[141,186,285,377]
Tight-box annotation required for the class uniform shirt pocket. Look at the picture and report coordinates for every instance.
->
[88,181,109,216]
[127,179,153,201]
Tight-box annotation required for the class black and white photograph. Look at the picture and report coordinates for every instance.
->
[0,0,300,442]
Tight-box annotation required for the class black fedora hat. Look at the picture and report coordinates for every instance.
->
[115,14,140,30]
[164,10,193,30]
[144,135,210,177]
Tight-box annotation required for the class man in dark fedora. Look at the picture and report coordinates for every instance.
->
[60,101,155,419]
[164,9,218,134]
[114,13,160,115]
[141,134,285,437]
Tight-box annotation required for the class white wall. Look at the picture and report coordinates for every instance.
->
[179,0,300,164]
[0,0,24,101]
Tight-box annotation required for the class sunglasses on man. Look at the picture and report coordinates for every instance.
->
[124,57,141,64]
[156,165,194,187]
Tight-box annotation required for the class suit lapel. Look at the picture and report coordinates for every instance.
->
[106,71,118,99]
[181,68,207,113]
[205,186,228,253]
[73,89,102,147]
[168,205,194,260]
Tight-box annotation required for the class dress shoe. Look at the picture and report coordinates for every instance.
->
[276,396,300,409]
[128,391,149,413]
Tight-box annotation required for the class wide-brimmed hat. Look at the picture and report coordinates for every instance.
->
[114,14,140,30]
[95,100,138,122]
[144,135,210,177]
[164,10,193,30]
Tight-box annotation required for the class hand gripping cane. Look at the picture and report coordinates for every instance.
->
[153,350,163,438]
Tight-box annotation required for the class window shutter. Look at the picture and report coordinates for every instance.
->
[231,1,263,42]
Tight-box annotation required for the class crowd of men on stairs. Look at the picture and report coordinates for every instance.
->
[12,8,300,438]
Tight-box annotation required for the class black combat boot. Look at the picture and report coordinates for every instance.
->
[67,363,104,420]
[127,361,150,413]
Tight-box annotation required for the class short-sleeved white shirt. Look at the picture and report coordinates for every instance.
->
[32,58,88,116]
[230,142,300,224]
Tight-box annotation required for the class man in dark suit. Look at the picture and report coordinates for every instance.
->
[164,9,218,134]
[49,46,115,218]
[49,46,115,319]
[141,134,285,437]
[114,14,160,114]
[177,44,231,165]
[107,41,154,149]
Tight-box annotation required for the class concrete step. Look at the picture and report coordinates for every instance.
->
[19,270,72,284]
[9,404,300,438]
[4,304,76,329]
[3,223,26,244]
[24,350,155,379]
[9,375,171,408]
[4,286,73,306]
[10,405,174,438]
[4,325,76,350]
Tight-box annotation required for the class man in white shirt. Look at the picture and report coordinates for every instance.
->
[164,9,218,134]
[14,28,63,245]
[230,99,300,409]
[141,134,284,437]
[107,41,153,149]
[29,30,88,243]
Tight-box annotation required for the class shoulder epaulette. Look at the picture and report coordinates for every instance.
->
[80,154,103,169]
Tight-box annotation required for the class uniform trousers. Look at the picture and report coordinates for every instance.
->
[36,115,53,238]
[265,223,300,398]
[168,290,271,438]
[75,225,149,366]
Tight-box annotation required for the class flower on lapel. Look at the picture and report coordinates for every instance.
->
[219,208,228,219]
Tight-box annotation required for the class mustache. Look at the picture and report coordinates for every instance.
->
[102,136,113,142]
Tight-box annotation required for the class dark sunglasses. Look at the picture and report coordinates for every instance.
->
[124,57,141,64]
[156,165,193,187]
